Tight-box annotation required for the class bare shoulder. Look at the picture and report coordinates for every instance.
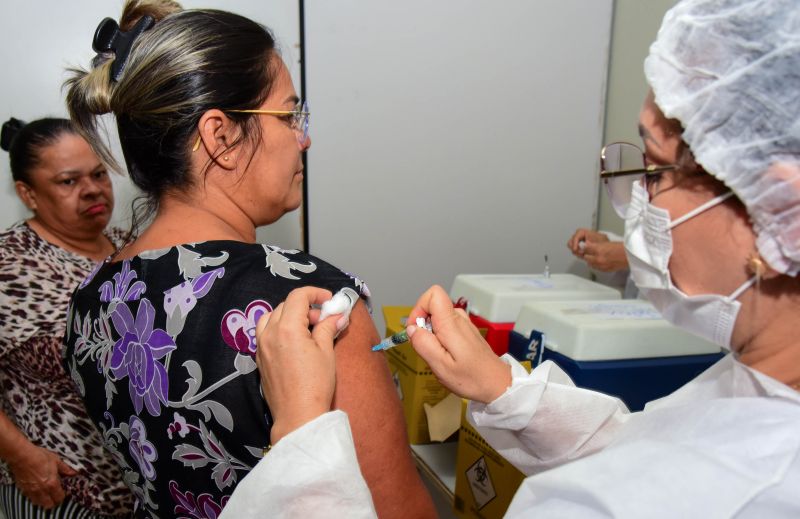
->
[332,301,436,518]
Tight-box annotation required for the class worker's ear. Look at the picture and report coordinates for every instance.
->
[745,162,800,281]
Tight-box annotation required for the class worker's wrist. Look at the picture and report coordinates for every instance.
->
[270,408,330,445]
[478,361,512,404]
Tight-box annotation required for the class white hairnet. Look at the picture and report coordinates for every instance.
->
[644,0,800,275]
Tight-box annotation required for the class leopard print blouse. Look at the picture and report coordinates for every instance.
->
[0,222,133,516]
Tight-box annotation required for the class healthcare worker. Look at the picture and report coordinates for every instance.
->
[222,0,800,516]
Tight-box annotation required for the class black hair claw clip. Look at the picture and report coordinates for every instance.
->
[1,118,26,152]
[92,15,155,82]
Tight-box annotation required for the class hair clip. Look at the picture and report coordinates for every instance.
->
[92,15,155,82]
[1,118,26,152]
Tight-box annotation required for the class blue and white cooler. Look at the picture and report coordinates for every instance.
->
[508,299,725,411]
[450,274,621,356]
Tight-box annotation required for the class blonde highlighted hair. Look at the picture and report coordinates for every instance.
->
[65,0,278,226]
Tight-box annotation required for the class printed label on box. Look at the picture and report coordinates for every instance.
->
[466,456,496,510]
[507,330,545,366]
[528,330,545,366]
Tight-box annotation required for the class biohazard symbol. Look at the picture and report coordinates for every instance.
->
[475,463,488,484]
[465,456,496,509]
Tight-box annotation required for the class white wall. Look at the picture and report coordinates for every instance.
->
[0,0,303,249]
[305,0,613,331]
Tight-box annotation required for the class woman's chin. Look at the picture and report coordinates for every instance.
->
[82,215,112,234]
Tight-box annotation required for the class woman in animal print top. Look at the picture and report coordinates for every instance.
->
[0,118,133,517]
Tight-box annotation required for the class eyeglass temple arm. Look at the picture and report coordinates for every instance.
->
[227,109,309,115]
[600,164,676,179]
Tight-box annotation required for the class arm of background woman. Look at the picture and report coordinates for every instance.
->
[332,301,437,519]
[0,409,77,508]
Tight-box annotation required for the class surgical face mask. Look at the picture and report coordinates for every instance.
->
[624,182,756,350]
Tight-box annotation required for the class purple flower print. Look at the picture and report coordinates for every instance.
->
[100,260,146,303]
[110,298,176,416]
[164,268,225,337]
[169,480,230,519]
[167,412,191,440]
[129,416,158,481]
[220,300,272,355]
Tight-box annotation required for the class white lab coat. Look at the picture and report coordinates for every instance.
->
[222,355,800,518]
[219,410,377,519]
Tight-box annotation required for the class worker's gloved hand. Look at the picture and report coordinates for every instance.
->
[407,285,511,404]
[582,240,628,272]
[255,287,343,445]
[567,228,610,257]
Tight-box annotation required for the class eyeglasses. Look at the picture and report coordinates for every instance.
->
[229,100,310,145]
[600,142,676,218]
[191,101,310,152]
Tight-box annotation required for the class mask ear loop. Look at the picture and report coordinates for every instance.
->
[729,274,757,301]
[725,273,759,354]
[668,191,736,229]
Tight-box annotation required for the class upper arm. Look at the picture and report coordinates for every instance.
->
[331,301,435,519]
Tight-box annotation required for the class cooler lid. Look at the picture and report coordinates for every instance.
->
[512,299,721,360]
[449,273,621,323]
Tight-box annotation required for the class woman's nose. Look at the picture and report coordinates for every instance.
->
[80,177,103,196]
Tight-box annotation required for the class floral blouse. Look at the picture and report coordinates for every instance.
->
[63,241,370,519]
[0,222,133,516]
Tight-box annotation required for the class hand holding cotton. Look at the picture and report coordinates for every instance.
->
[318,287,360,335]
